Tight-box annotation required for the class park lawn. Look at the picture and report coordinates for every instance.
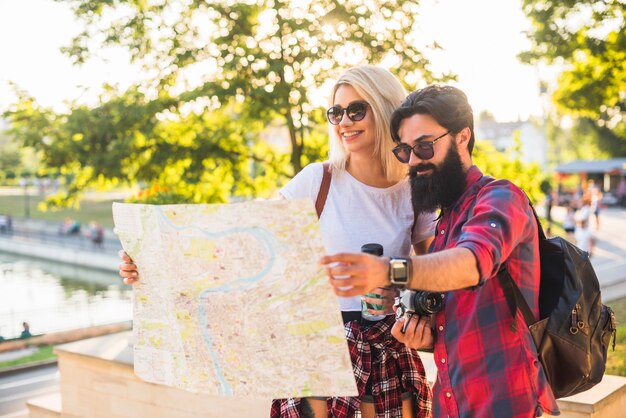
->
[606,297,626,376]
[0,345,56,369]
[0,194,118,228]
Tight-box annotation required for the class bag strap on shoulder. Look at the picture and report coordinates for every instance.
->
[466,176,539,330]
[499,192,544,330]
[315,162,332,219]
[498,269,538,331]
[525,193,548,242]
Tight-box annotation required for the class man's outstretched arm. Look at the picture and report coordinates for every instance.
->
[320,247,480,297]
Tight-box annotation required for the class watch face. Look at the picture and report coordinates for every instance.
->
[390,258,409,284]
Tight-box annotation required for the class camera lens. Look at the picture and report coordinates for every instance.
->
[412,291,444,315]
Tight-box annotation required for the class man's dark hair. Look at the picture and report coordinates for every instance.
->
[390,85,475,155]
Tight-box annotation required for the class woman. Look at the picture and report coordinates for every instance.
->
[120,65,435,417]
[575,194,596,257]
[272,65,435,418]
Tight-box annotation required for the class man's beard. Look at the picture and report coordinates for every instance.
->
[409,144,467,215]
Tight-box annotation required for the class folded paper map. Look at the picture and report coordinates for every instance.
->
[112,200,357,399]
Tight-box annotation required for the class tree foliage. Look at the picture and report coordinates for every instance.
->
[60,0,450,173]
[4,86,285,205]
[520,0,626,156]
[473,136,545,205]
[0,138,22,181]
[5,0,454,204]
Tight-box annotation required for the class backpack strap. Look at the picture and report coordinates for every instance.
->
[498,269,538,332]
[315,162,332,219]
[462,175,539,331]
[499,195,544,331]
[528,201,548,241]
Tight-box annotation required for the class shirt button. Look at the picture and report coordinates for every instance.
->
[445,392,452,398]
[441,358,446,364]
[440,229,445,235]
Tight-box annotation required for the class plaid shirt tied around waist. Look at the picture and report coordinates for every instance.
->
[430,166,558,418]
[271,315,432,418]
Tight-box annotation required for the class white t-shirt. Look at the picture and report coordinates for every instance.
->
[575,227,593,253]
[280,162,437,311]
[576,205,591,223]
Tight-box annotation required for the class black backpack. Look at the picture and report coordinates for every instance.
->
[499,204,617,399]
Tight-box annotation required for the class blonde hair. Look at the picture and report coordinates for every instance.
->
[327,65,408,183]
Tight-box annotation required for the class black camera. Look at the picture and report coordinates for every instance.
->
[394,290,444,333]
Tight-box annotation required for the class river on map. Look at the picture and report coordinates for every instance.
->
[0,253,132,339]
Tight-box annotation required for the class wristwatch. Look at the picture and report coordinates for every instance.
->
[389,257,410,288]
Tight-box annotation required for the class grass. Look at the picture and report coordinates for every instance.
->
[0,345,56,369]
[606,297,626,376]
[0,194,119,228]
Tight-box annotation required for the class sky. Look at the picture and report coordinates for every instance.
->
[0,0,550,123]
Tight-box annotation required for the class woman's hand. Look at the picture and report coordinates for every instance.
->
[118,250,139,285]
[362,287,399,316]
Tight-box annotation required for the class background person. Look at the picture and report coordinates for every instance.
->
[587,180,603,230]
[562,205,576,240]
[86,221,104,247]
[0,215,8,234]
[20,321,32,339]
[575,194,595,257]
[617,177,626,207]
[321,85,559,418]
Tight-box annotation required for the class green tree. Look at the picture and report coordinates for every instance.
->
[0,132,22,181]
[520,0,626,156]
[62,0,451,172]
[7,0,454,204]
[5,87,283,205]
[474,137,545,205]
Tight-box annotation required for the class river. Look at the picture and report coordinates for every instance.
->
[0,253,132,340]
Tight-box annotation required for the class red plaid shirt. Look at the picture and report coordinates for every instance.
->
[271,315,432,418]
[429,166,558,418]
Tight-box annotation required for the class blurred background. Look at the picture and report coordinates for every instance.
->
[0,0,624,415]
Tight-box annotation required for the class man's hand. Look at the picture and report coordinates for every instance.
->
[391,314,435,351]
[320,253,389,297]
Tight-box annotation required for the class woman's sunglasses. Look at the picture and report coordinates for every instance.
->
[326,101,369,125]
[392,131,450,162]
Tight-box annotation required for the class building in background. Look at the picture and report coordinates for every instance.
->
[476,119,548,168]
[555,158,626,205]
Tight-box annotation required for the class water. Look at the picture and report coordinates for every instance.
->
[0,253,132,339]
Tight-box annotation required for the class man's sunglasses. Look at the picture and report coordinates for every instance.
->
[392,131,450,162]
[326,101,369,125]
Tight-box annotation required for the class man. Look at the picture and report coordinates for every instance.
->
[20,322,32,339]
[321,85,559,418]
[618,177,626,207]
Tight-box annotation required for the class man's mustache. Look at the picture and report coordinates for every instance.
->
[409,164,437,176]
